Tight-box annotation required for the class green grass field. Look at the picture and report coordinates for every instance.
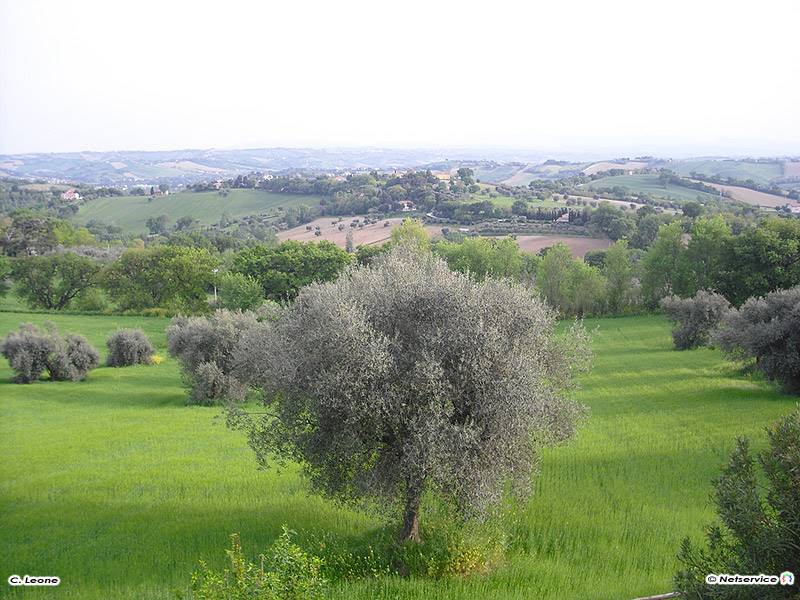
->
[669,159,783,185]
[1,312,795,599]
[583,174,719,203]
[72,190,322,234]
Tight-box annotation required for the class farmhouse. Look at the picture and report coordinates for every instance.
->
[788,203,800,215]
[60,189,81,201]
[400,200,415,212]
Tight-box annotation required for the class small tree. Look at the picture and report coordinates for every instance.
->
[106,329,155,367]
[712,286,800,393]
[675,408,800,599]
[231,248,590,542]
[661,290,731,350]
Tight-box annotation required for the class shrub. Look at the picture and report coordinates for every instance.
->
[217,271,264,311]
[1,323,99,383]
[661,290,731,350]
[47,334,100,381]
[675,408,800,598]
[1,323,54,383]
[166,309,258,404]
[190,528,326,600]
[712,286,800,393]
[106,329,155,367]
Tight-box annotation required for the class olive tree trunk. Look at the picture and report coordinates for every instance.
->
[399,488,421,543]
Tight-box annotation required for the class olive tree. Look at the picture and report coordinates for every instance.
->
[231,248,590,542]
[106,329,155,367]
[167,309,264,405]
[1,323,99,383]
[712,286,800,393]
[661,290,731,350]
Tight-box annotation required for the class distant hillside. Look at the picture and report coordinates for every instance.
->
[668,158,785,185]
[0,147,552,187]
[72,189,321,234]
[582,174,720,204]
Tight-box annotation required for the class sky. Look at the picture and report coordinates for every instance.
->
[0,0,798,157]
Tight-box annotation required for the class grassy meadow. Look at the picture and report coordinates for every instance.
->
[669,159,783,185]
[72,189,322,234]
[583,174,719,203]
[1,312,796,599]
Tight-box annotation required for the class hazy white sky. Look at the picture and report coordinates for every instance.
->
[1,0,798,156]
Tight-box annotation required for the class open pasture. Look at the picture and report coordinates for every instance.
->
[73,189,321,234]
[1,311,795,599]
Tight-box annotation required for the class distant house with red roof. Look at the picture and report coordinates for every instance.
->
[60,189,81,201]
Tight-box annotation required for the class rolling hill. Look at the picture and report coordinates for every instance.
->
[582,174,719,203]
[72,189,321,234]
[668,158,784,185]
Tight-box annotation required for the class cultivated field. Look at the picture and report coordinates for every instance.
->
[700,181,789,208]
[73,190,321,234]
[2,312,794,599]
[513,235,611,257]
[581,161,648,176]
[278,217,444,248]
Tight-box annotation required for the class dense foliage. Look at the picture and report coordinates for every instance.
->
[167,309,263,404]
[233,240,351,302]
[102,245,218,312]
[106,329,155,367]
[712,286,800,393]
[216,271,264,311]
[12,253,99,310]
[231,248,590,541]
[1,322,99,382]
[661,291,731,350]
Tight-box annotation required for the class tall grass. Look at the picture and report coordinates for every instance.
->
[0,312,795,599]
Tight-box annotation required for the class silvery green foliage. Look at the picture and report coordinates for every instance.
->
[1,323,55,383]
[1,323,99,383]
[712,286,800,393]
[231,247,590,536]
[661,290,731,350]
[47,333,100,381]
[167,309,259,405]
[106,329,155,367]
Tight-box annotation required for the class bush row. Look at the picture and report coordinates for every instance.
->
[662,286,800,393]
[1,326,156,383]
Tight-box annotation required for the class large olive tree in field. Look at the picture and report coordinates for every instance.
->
[232,248,590,542]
